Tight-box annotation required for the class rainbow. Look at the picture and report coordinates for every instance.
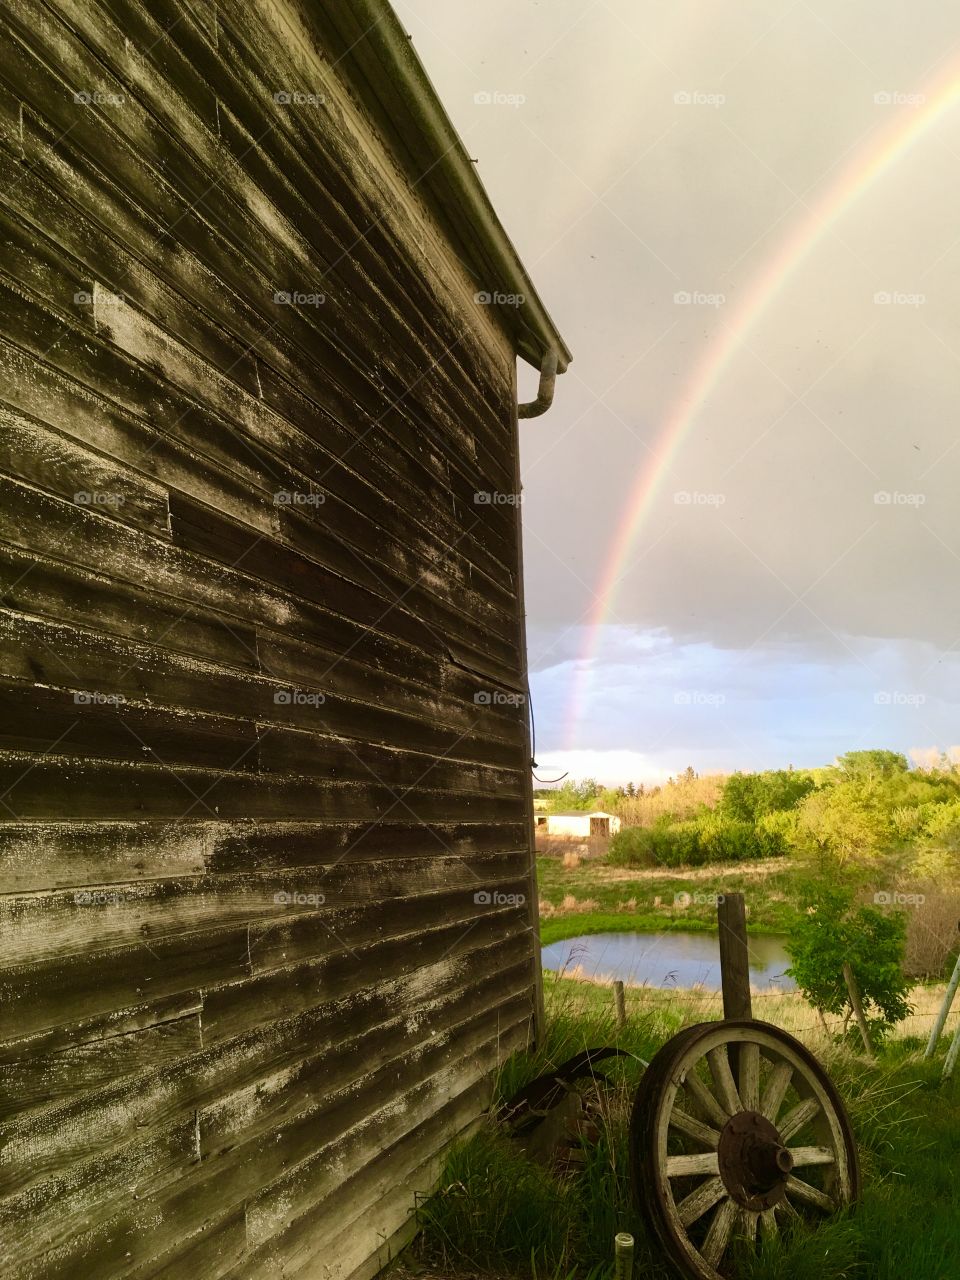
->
[566,69,960,747]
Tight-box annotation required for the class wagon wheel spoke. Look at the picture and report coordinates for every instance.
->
[666,1151,720,1177]
[775,1194,800,1224]
[683,1069,730,1130]
[759,1207,779,1239]
[676,1175,727,1226]
[669,1106,721,1148]
[707,1045,743,1116]
[787,1145,836,1167]
[737,1042,760,1111]
[759,1059,793,1122]
[701,1196,739,1268]
[785,1174,836,1213]
[778,1096,821,1141]
[738,1207,759,1244]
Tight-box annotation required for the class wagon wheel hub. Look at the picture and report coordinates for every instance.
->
[717,1111,793,1211]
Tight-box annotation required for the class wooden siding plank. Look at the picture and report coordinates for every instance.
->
[2,859,531,970]
[0,609,526,766]
[0,406,170,538]
[0,818,527,893]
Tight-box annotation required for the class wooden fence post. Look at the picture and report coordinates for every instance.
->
[614,980,626,1029]
[718,893,752,1021]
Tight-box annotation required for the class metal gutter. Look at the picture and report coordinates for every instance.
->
[311,0,572,378]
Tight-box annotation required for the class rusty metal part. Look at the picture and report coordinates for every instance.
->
[497,1046,627,1136]
[716,1110,793,1211]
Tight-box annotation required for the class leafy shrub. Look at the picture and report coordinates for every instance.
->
[755,807,797,855]
[607,824,658,867]
[694,813,756,861]
[719,769,815,823]
[786,882,912,1045]
[609,813,768,867]
[921,796,960,852]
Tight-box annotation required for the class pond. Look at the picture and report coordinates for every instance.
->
[540,930,796,993]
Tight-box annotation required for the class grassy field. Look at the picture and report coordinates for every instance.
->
[396,974,960,1280]
[537,853,799,946]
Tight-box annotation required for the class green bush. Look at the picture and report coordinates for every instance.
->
[719,769,815,823]
[609,813,770,868]
[695,813,758,861]
[755,807,797,855]
[607,824,658,866]
[786,881,912,1045]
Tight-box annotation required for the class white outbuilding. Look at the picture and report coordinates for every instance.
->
[537,810,621,838]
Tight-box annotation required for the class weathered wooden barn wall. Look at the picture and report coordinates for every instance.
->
[0,1,567,1275]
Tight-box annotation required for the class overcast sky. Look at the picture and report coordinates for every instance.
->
[396,0,960,784]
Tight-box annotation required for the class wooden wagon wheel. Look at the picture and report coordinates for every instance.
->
[630,1020,860,1280]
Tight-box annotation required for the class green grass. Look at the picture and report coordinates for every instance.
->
[401,975,960,1280]
[536,854,800,945]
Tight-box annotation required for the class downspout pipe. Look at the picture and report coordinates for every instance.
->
[518,351,559,418]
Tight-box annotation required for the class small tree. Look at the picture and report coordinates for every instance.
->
[786,881,912,1046]
[834,749,909,782]
[720,770,815,824]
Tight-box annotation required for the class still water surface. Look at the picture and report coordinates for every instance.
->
[540,930,795,992]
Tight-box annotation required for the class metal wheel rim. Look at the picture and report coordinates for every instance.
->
[630,1020,860,1280]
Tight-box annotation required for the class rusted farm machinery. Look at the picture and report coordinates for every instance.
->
[502,894,860,1280]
